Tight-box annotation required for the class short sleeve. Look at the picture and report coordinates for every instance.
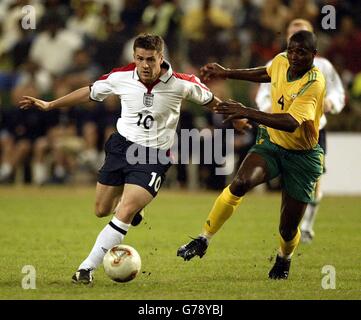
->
[287,81,324,124]
[266,62,273,78]
[185,75,213,105]
[266,53,287,78]
[89,74,115,102]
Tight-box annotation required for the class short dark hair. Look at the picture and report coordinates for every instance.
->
[133,34,164,53]
[289,30,317,52]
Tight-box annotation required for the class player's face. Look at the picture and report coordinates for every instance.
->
[134,48,163,84]
[287,40,315,74]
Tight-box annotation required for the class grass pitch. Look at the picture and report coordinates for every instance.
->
[0,186,360,300]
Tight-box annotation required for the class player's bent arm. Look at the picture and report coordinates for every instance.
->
[215,100,299,132]
[205,96,253,133]
[201,63,271,83]
[233,108,299,132]
[325,80,345,114]
[225,67,271,83]
[19,86,91,111]
[323,59,346,114]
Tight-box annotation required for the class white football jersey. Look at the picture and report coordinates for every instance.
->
[90,61,213,150]
[255,56,345,129]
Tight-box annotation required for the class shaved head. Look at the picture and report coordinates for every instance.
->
[289,30,317,53]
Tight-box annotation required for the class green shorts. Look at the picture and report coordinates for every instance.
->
[248,126,324,203]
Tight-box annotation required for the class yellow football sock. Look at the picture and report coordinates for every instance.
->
[279,228,301,258]
[202,185,242,239]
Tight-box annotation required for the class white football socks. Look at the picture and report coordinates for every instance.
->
[33,162,48,185]
[78,216,130,271]
[0,163,12,179]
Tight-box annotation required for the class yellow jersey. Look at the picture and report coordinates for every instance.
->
[266,52,326,150]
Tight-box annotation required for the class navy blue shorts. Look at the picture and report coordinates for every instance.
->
[98,133,172,197]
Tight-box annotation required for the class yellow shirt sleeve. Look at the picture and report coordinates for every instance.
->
[266,59,273,77]
[266,53,287,78]
[287,80,323,125]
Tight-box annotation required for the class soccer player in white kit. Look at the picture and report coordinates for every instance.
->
[255,19,345,243]
[20,34,218,284]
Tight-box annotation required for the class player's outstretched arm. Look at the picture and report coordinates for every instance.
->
[201,63,271,83]
[204,96,252,133]
[19,86,91,111]
[200,63,228,81]
[214,99,299,133]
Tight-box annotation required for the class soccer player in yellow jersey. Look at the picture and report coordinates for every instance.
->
[177,30,326,279]
[256,19,345,244]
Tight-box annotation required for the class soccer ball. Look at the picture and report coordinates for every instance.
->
[103,244,141,282]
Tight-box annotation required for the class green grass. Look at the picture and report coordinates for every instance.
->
[0,186,360,300]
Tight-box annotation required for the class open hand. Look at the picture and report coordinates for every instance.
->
[213,99,248,123]
[213,99,246,114]
[200,63,227,81]
[19,96,51,111]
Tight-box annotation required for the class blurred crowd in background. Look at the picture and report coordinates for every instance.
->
[0,0,360,189]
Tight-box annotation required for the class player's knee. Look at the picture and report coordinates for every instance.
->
[231,176,252,196]
[95,202,112,218]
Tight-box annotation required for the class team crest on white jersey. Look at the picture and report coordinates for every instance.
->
[143,93,154,107]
